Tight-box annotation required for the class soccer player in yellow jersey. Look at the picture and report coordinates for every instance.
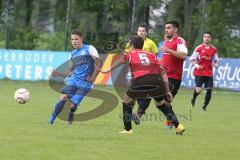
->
[125,24,158,54]
[125,24,158,125]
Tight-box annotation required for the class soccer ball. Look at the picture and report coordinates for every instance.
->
[14,88,30,104]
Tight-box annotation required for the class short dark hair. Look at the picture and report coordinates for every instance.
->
[71,30,84,37]
[137,24,148,32]
[203,31,212,37]
[130,35,144,49]
[165,20,179,28]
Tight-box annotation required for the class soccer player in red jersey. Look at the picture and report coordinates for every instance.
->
[101,36,185,135]
[190,31,219,111]
[134,21,188,128]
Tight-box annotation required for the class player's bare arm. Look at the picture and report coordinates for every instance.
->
[101,57,126,73]
[190,60,203,70]
[52,61,74,77]
[160,45,187,59]
[189,48,203,69]
[87,56,102,82]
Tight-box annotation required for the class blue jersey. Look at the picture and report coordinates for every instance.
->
[70,44,95,81]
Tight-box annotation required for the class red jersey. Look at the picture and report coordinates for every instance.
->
[123,49,161,80]
[161,36,188,80]
[190,44,219,77]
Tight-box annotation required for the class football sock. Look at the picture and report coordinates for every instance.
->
[203,89,212,109]
[157,104,179,128]
[123,102,132,131]
[49,100,66,124]
[137,98,151,117]
[193,89,200,100]
[68,105,77,123]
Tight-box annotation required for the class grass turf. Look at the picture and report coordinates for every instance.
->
[0,80,239,160]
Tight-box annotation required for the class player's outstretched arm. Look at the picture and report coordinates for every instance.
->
[51,61,73,77]
[101,57,126,74]
[189,51,203,69]
[85,45,102,82]
[87,57,102,82]
[190,60,203,70]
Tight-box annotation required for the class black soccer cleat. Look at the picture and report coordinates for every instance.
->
[202,104,207,111]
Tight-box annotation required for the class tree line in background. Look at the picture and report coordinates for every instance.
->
[0,0,239,57]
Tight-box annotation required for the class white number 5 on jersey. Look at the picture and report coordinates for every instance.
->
[139,53,150,66]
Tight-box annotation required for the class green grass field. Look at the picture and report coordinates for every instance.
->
[0,80,240,160]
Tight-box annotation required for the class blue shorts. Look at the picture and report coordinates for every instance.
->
[60,77,93,106]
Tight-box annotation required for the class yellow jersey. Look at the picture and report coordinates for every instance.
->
[125,37,158,54]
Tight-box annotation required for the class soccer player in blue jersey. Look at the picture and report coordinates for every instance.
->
[48,30,102,124]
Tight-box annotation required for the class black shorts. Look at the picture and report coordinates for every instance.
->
[168,78,181,97]
[195,76,213,88]
[126,74,171,102]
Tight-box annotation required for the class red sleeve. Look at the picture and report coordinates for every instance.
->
[195,47,200,53]
[123,52,130,62]
[177,38,188,47]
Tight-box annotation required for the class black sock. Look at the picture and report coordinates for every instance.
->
[156,104,172,121]
[68,106,77,123]
[123,102,132,131]
[203,89,212,108]
[193,90,200,100]
[157,104,179,128]
[137,98,151,117]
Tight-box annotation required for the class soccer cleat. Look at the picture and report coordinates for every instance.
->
[119,129,133,135]
[47,121,54,125]
[165,120,173,129]
[191,98,196,107]
[176,124,185,135]
[67,121,73,125]
[202,104,207,111]
[131,113,140,125]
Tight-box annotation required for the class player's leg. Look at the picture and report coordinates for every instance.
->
[49,84,77,124]
[119,94,135,134]
[67,103,77,124]
[131,74,162,125]
[155,100,179,128]
[168,78,181,98]
[67,89,89,124]
[202,89,212,111]
[49,77,77,124]
[131,98,151,125]
[202,77,213,111]
[137,98,151,117]
[165,78,181,128]
[154,97,185,135]
[127,76,150,125]
[191,76,203,107]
